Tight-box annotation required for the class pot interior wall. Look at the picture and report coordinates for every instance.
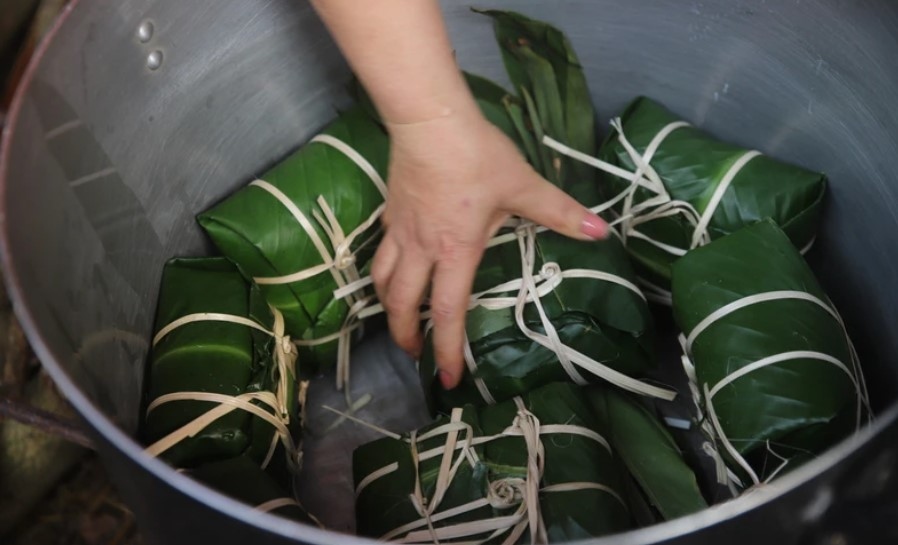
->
[3,0,898,528]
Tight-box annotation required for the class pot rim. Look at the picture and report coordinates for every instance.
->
[1,2,895,543]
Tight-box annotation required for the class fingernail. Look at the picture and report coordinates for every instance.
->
[439,369,455,390]
[580,214,608,240]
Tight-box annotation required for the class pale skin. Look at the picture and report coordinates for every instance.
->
[310,0,609,389]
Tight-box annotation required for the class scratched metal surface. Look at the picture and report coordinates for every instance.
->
[1,1,898,544]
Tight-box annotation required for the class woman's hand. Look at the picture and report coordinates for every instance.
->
[310,0,608,388]
[373,106,608,389]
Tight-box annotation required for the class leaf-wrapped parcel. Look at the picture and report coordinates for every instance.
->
[198,105,390,374]
[188,456,317,525]
[594,97,825,297]
[419,230,659,411]
[353,382,632,543]
[418,12,668,410]
[142,257,299,472]
[672,220,868,486]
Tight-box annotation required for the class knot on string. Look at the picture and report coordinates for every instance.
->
[512,407,542,444]
[514,221,535,238]
[701,441,730,487]
[270,311,293,357]
[313,195,363,282]
[513,226,588,387]
[512,400,547,544]
[333,237,358,271]
[539,262,561,280]
[487,478,525,509]
[305,197,382,395]
[277,335,294,356]
[335,246,357,270]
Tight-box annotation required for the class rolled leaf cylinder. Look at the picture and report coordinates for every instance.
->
[143,257,297,471]
[589,387,708,521]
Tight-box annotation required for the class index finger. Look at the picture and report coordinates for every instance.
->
[429,244,482,389]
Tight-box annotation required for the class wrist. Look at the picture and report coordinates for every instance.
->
[384,96,486,146]
[378,69,481,128]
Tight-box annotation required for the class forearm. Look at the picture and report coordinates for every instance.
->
[310,0,478,125]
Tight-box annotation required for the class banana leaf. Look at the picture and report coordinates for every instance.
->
[465,72,523,146]
[597,97,825,291]
[588,387,707,521]
[198,105,390,373]
[671,219,867,484]
[188,456,316,525]
[353,382,632,543]
[143,257,298,470]
[419,228,657,412]
[476,9,598,205]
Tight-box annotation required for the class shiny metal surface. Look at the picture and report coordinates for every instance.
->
[1,1,898,544]
[136,20,153,43]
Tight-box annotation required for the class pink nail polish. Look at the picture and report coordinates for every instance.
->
[580,215,608,240]
[439,370,455,390]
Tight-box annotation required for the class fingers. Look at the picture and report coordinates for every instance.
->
[371,235,400,304]
[429,243,481,389]
[505,169,609,241]
[381,251,431,358]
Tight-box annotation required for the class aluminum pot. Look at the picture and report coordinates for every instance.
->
[2,1,897,544]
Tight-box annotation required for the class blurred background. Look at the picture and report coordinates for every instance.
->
[1,1,141,543]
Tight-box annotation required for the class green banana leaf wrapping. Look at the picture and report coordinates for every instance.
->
[671,220,868,485]
[143,257,299,471]
[419,231,657,411]
[188,456,316,525]
[418,12,663,411]
[198,105,390,373]
[588,387,707,521]
[353,382,632,543]
[597,97,825,294]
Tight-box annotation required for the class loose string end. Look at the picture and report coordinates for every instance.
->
[320,404,402,440]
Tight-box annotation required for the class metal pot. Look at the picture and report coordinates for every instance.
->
[2,1,897,544]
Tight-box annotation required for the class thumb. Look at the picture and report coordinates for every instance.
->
[505,170,609,241]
